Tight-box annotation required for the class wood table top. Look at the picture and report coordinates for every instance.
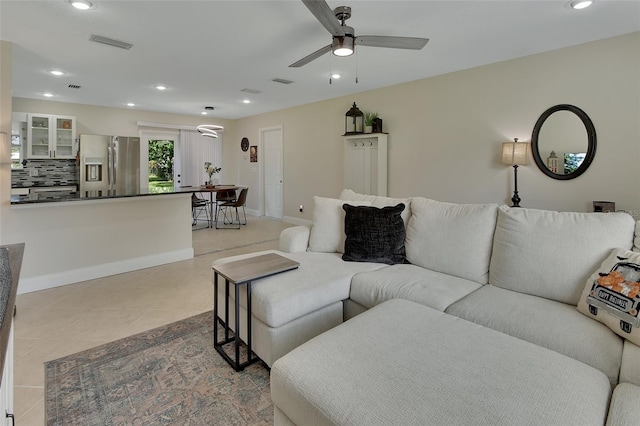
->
[212,253,299,285]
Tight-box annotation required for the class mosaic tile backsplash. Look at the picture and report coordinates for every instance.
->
[12,159,79,188]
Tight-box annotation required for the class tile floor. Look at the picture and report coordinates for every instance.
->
[13,216,293,424]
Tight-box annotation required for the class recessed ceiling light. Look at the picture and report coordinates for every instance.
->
[242,99,251,104]
[331,73,341,79]
[201,112,208,115]
[568,0,593,9]
[70,0,93,10]
[49,70,65,76]
[155,85,167,91]
[126,103,135,107]
[43,93,54,97]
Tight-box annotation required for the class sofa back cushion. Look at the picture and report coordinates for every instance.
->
[340,189,412,226]
[490,206,635,305]
[308,196,371,253]
[405,197,498,284]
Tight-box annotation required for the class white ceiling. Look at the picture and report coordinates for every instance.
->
[1,1,639,120]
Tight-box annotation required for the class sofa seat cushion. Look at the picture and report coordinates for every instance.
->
[620,340,640,386]
[350,264,482,311]
[606,383,640,426]
[405,197,498,284]
[490,206,635,305]
[213,250,386,328]
[272,299,611,426]
[446,285,623,386]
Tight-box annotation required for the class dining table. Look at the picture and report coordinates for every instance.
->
[180,185,240,228]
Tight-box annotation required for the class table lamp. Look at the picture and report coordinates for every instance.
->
[501,138,529,207]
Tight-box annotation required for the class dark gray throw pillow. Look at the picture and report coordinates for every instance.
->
[342,203,406,265]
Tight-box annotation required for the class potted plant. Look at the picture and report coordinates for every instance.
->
[364,112,378,133]
[204,162,221,187]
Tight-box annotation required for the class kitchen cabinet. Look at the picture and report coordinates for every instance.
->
[27,114,76,159]
[344,133,388,196]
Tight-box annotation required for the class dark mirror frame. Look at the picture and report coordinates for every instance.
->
[531,104,597,180]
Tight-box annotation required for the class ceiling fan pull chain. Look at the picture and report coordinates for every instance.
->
[329,53,333,84]
[355,49,359,84]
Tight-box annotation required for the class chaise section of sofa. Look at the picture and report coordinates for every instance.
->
[272,299,612,426]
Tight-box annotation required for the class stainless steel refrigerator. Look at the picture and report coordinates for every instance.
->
[79,135,140,194]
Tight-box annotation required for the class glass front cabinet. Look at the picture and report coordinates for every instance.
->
[26,114,76,159]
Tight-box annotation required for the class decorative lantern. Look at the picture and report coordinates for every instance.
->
[345,102,364,135]
[547,151,558,173]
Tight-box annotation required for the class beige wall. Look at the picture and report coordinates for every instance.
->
[0,41,13,241]
[231,32,640,222]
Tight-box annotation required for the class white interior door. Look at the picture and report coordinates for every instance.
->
[262,126,283,219]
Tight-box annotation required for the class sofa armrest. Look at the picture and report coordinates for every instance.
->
[620,340,640,386]
[279,226,310,253]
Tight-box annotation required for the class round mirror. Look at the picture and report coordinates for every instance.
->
[531,104,596,180]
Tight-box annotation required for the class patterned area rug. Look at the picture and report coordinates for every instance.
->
[45,311,272,425]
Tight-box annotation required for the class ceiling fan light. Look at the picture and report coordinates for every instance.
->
[332,36,354,57]
[569,0,593,9]
[71,0,93,10]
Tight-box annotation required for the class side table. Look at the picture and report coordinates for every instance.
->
[212,253,299,371]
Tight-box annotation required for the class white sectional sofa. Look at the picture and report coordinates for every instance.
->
[212,190,640,425]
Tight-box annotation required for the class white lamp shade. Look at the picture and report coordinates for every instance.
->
[501,141,529,166]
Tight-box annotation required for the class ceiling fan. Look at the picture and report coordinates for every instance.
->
[289,0,429,68]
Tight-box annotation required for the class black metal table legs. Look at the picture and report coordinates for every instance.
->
[213,272,260,371]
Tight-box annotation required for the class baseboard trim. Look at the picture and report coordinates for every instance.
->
[17,248,194,294]
[282,216,312,226]
[245,208,260,217]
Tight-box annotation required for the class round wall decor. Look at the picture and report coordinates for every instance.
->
[241,137,249,151]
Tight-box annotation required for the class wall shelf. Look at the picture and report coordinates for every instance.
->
[343,133,388,196]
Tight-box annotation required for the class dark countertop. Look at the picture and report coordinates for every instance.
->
[0,243,24,387]
[10,186,224,205]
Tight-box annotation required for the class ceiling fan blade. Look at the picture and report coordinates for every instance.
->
[302,0,345,36]
[356,35,429,50]
[289,44,332,67]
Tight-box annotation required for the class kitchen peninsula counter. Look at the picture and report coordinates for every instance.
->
[5,187,196,294]
[10,186,219,206]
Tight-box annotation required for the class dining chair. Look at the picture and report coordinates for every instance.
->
[215,187,248,229]
[191,193,211,229]
[212,188,237,223]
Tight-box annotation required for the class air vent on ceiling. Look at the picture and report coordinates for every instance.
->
[272,78,294,85]
[68,84,81,89]
[89,34,133,50]
[241,88,262,94]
